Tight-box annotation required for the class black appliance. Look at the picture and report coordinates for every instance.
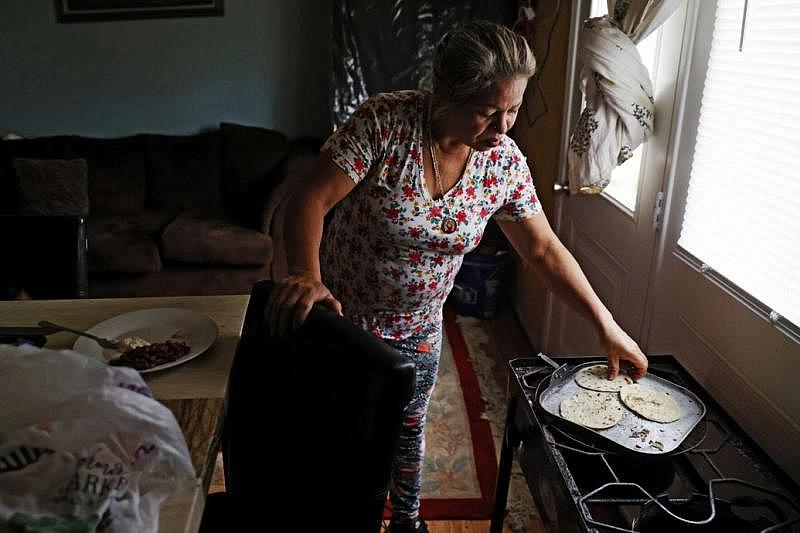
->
[491,355,800,532]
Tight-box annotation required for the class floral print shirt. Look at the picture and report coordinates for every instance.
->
[320,91,541,340]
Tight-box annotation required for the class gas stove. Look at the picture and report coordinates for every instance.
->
[490,355,800,532]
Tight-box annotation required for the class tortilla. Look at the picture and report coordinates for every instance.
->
[560,390,624,429]
[620,383,682,423]
[574,364,633,392]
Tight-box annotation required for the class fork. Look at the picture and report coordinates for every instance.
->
[38,320,120,350]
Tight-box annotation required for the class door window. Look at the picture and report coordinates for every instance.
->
[588,0,661,213]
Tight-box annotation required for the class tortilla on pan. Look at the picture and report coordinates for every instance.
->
[574,364,633,392]
[620,383,682,423]
[560,390,625,429]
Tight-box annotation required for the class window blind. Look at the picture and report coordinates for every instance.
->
[678,0,800,327]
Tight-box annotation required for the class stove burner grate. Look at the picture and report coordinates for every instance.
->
[581,478,799,532]
[564,418,800,531]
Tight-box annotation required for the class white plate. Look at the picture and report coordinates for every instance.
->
[73,308,218,373]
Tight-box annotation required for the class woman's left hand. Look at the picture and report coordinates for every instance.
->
[599,320,648,380]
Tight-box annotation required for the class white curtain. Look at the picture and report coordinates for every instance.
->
[567,0,683,194]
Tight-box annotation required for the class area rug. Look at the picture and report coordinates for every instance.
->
[454,313,541,532]
[412,307,498,519]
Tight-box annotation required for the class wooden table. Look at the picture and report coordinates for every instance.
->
[0,295,250,533]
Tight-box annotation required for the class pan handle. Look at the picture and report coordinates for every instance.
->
[538,352,560,370]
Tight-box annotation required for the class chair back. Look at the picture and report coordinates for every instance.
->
[222,280,415,531]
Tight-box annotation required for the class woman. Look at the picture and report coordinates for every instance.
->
[266,21,647,533]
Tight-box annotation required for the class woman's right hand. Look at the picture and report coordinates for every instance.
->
[265,274,343,337]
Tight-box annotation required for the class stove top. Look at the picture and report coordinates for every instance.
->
[490,355,800,533]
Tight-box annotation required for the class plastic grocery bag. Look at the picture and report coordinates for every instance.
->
[0,344,196,532]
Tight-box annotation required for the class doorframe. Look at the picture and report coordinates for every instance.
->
[543,0,584,349]
[639,0,703,351]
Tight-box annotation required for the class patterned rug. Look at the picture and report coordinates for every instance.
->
[453,313,540,532]
[413,308,498,519]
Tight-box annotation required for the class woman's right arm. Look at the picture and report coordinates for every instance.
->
[265,155,357,337]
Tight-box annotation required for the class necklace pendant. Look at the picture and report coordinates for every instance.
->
[441,217,458,234]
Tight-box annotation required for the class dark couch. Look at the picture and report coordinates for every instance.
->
[0,124,318,298]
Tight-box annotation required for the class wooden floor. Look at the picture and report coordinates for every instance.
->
[425,520,513,532]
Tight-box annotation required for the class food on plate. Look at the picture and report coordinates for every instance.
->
[109,340,190,371]
[620,383,682,423]
[117,335,151,351]
[560,390,624,429]
[574,364,633,392]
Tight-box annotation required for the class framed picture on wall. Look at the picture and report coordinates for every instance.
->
[55,0,224,22]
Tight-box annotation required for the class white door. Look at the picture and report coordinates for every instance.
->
[646,0,800,480]
[543,1,688,356]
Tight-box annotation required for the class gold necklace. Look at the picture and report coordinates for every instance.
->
[427,101,466,235]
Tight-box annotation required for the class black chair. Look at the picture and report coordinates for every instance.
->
[201,280,416,532]
[0,215,88,300]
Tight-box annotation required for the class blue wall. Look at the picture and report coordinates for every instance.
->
[0,0,331,139]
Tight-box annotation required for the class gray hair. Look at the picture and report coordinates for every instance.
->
[432,20,536,107]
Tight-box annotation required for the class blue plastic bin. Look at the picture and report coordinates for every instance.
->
[449,250,511,319]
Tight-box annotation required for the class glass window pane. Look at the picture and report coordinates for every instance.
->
[587,0,660,213]
[678,0,800,327]
[602,144,643,211]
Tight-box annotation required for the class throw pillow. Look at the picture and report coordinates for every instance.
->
[13,158,89,216]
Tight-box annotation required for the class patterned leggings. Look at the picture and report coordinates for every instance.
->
[383,325,443,523]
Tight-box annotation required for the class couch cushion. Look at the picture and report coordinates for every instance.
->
[14,158,90,216]
[220,122,289,190]
[161,211,272,266]
[87,212,172,273]
[147,131,221,210]
[220,123,290,217]
[221,123,289,178]
[86,136,147,214]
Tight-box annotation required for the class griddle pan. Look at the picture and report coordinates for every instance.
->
[533,354,706,455]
